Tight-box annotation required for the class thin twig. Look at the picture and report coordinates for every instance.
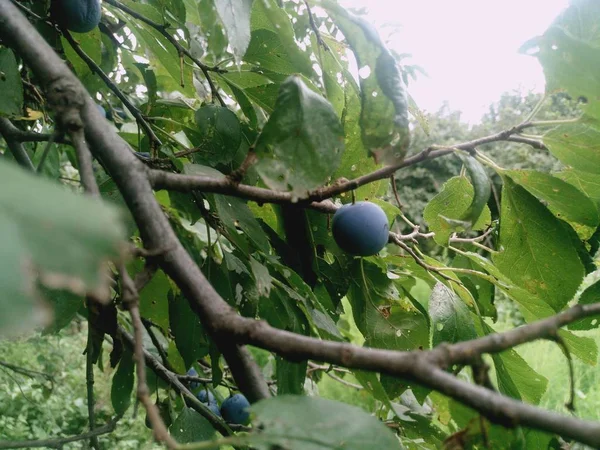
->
[142,318,173,371]
[103,0,226,106]
[0,416,120,449]
[0,361,54,383]
[120,266,178,448]
[0,118,35,170]
[389,234,454,282]
[548,333,576,412]
[149,121,544,208]
[450,226,495,244]
[61,29,162,149]
[36,132,58,173]
[71,128,100,196]
[117,326,236,437]
[85,310,100,450]
[304,0,328,49]
[505,135,547,149]
[227,149,257,184]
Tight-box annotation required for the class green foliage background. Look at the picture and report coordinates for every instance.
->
[2,0,600,448]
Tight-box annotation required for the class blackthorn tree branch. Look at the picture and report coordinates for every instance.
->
[0,118,35,171]
[0,0,271,405]
[117,325,236,437]
[148,122,543,208]
[120,266,178,448]
[4,2,600,447]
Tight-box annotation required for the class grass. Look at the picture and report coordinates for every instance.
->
[0,322,161,449]
[513,329,600,420]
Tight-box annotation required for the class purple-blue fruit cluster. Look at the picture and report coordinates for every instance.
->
[52,0,102,33]
[196,388,222,418]
[331,201,389,256]
[220,393,250,425]
[208,403,221,417]
[195,388,250,424]
[187,368,200,390]
[197,389,215,404]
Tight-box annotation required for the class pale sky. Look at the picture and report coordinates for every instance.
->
[339,0,570,123]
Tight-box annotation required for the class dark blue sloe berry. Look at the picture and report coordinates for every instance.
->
[331,201,389,256]
[52,0,101,33]
[197,389,215,405]
[187,368,200,390]
[220,393,250,425]
[208,403,221,417]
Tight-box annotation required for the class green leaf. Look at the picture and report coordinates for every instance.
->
[546,0,600,45]
[429,283,477,346]
[214,195,271,253]
[423,176,492,245]
[451,255,496,320]
[244,29,300,75]
[167,340,187,374]
[221,79,258,126]
[260,284,309,335]
[249,395,403,449]
[352,371,392,405]
[169,292,210,369]
[249,0,313,76]
[126,22,194,97]
[475,322,548,405]
[111,349,135,416]
[558,330,597,365]
[0,49,23,117]
[544,121,600,174]
[493,176,584,311]
[347,260,429,352]
[493,347,548,405]
[533,22,600,120]
[452,250,563,323]
[504,169,599,238]
[255,75,344,199]
[192,105,242,166]
[245,83,281,113]
[323,36,383,201]
[214,0,253,63]
[42,289,84,335]
[249,256,272,297]
[276,357,306,395]
[0,161,125,335]
[322,1,409,163]
[556,168,600,210]
[453,154,491,227]
[61,28,103,92]
[315,36,345,118]
[183,0,202,24]
[170,407,216,443]
[570,280,600,330]
[138,269,171,331]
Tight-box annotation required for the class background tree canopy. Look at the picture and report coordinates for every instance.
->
[2,0,600,449]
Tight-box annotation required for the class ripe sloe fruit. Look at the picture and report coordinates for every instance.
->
[52,0,101,33]
[187,368,200,390]
[220,393,250,425]
[331,201,389,256]
[208,403,221,417]
[197,389,215,405]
